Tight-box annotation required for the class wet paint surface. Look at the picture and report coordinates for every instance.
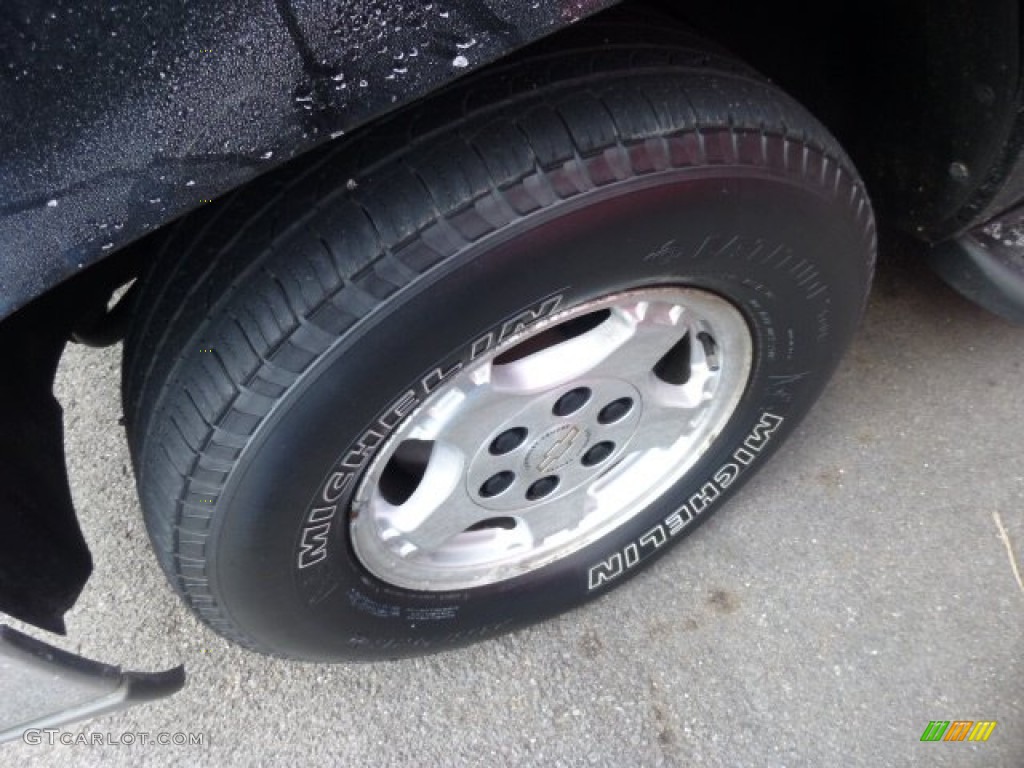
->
[0,0,617,318]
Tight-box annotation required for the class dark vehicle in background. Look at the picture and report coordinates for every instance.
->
[2,0,1023,735]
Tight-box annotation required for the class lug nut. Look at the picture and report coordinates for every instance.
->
[479,471,515,498]
[553,387,591,416]
[490,427,528,455]
[581,441,615,466]
[525,475,560,500]
[598,397,634,424]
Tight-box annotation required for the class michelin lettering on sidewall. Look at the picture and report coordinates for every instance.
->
[587,412,784,590]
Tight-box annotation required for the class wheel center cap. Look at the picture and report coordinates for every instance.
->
[525,423,591,474]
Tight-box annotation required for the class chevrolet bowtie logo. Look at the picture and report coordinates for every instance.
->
[538,425,582,472]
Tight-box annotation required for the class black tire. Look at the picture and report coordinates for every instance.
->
[123,32,875,660]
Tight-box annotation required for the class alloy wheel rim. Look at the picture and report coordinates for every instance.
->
[350,286,753,590]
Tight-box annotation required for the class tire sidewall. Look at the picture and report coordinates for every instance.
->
[212,167,869,659]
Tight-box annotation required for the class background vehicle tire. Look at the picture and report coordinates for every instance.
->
[122,33,875,660]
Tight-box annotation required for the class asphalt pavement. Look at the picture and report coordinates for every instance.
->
[3,243,1023,767]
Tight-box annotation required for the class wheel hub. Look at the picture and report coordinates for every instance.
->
[350,286,753,591]
[466,378,643,512]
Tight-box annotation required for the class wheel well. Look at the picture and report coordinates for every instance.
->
[654,0,1022,241]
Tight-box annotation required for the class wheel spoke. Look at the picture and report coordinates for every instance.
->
[648,321,718,410]
[584,450,668,520]
[407,369,529,451]
[374,441,482,554]
[517,504,587,549]
[489,308,637,394]
[587,301,691,381]
[440,521,535,565]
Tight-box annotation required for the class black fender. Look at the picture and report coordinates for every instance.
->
[0,0,619,321]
